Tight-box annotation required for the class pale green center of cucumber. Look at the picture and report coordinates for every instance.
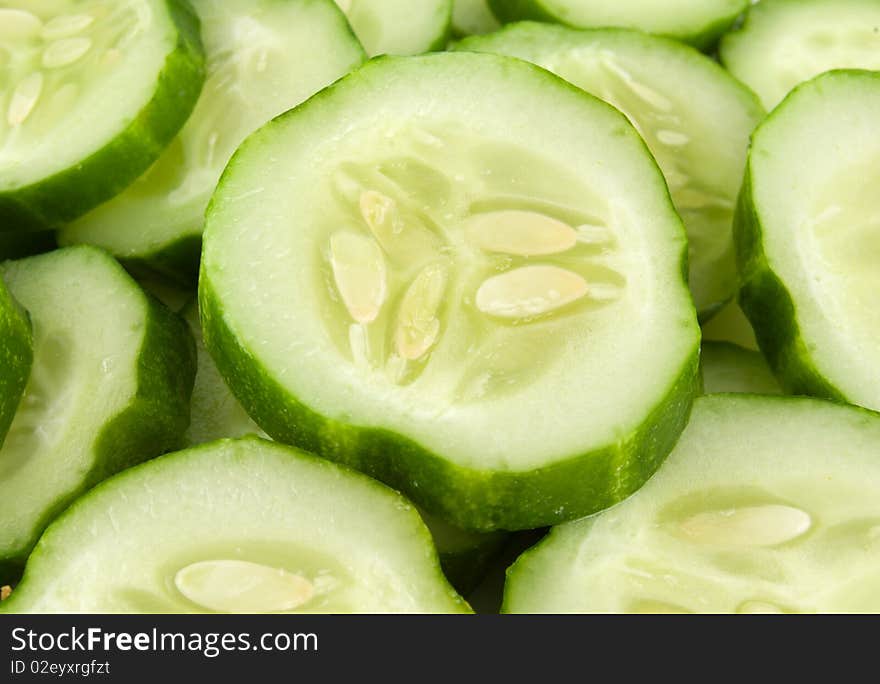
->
[543,48,735,307]
[318,124,627,401]
[0,2,151,162]
[805,157,880,348]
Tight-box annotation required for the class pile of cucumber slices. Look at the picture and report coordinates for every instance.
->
[0,0,879,614]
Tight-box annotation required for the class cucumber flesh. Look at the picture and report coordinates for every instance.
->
[451,0,500,37]
[336,0,452,56]
[720,0,880,110]
[200,52,700,531]
[0,0,204,231]
[456,24,764,318]
[489,0,748,49]
[0,275,31,446]
[3,438,470,613]
[0,246,195,581]
[504,395,880,613]
[701,341,781,396]
[59,0,365,283]
[701,299,758,351]
[736,69,880,411]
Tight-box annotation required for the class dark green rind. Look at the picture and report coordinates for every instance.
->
[439,534,508,596]
[0,278,32,448]
[734,159,848,403]
[1,436,471,614]
[0,247,196,583]
[121,233,203,288]
[201,272,700,532]
[0,0,205,233]
[487,0,748,50]
[0,232,57,261]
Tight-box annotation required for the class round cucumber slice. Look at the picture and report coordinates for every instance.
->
[720,0,880,111]
[488,0,748,50]
[200,52,700,531]
[0,275,31,447]
[701,341,780,396]
[0,246,196,581]
[451,0,501,37]
[335,0,451,56]
[735,69,880,410]
[0,0,204,231]
[3,438,469,613]
[456,24,764,318]
[504,395,880,614]
[701,299,758,351]
[59,0,364,284]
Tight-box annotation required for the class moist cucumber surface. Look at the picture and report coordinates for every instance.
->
[60,0,364,283]
[720,0,880,110]
[200,52,700,531]
[736,69,880,411]
[701,299,759,351]
[0,246,195,581]
[335,0,451,55]
[451,0,500,37]
[2,437,470,613]
[456,24,764,318]
[504,395,880,613]
[181,300,507,593]
[0,274,31,446]
[701,341,780,395]
[488,0,748,49]
[0,0,204,231]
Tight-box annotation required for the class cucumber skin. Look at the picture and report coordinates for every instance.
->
[0,0,206,233]
[0,232,57,261]
[734,164,847,404]
[0,247,197,582]
[200,273,700,532]
[440,534,508,596]
[0,280,32,449]
[3,436,472,614]
[487,0,747,50]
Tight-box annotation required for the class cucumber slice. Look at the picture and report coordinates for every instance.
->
[0,1,204,231]
[504,395,880,613]
[488,0,748,49]
[720,0,880,111]
[701,299,758,351]
[200,52,701,531]
[0,246,196,581]
[451,0,500,37]
[0,275,31,447]
[182,299,265,446]
[336,0,451,56]
[59,0,365,284]
[456,24,764,318]
[2,438,470,613]
[736,70,880,410]
[701,341,780,396]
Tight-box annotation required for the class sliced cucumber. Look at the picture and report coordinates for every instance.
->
[0,246,196,581]
[3,437,470,613]
[456,24,763,318]
[488,0,748,49]
[0,275,31,446]
[736,70,880,410]
[701,299,758,351]
[60,0,364,284]
[182,299,265,446]
[451,0,500,37]
[504,395,880,613]
[336,0,451,56]
[0,0,204,231]
[720,0,880,111]
[200,52,700,531]
[701,341,780,396]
